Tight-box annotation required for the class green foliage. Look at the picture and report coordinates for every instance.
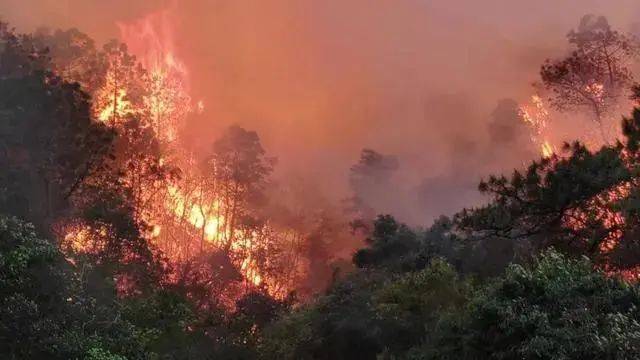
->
[456,137,637,271]
[260,306,321,360]
[414,250,640,360]
[353,215,421,271]
[262,259,470,359]
[0,214,219,360]
[0,214,140,359]
[0,23,114,231]
[0,215,69,358]
[86,348,128,360]
[262,270,385,360]
[373,258,471,355]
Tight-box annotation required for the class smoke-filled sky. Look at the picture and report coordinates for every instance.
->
[4,0,640,224]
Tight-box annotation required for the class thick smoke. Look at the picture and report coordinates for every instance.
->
[4,0,640,226]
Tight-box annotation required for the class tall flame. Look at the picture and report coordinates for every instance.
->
[60,4,306,301]
[519,95,555,158]
[92,7,271,293]
[118,9,191,142]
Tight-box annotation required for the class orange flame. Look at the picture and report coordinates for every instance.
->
[167,185,223,243]
[111,8,267,292]
[66,5,299,299]
[541,141,554,158]
[96,84,135,123]
[118,8,191,142]
[520,95,555,158]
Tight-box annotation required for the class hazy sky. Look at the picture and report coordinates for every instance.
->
[4,0,640,223]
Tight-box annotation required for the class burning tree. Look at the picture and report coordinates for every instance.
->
[1,8,340,305]
[118,11,192,143]
[204,126,276,250]
[32,27,107,94]
[94,40,145,123]
[455,107,640,277]
[518,95,555,158]
[540,15,637,142]
[487,98,544,158]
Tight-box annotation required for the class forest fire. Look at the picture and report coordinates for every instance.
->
[51,3,638,308]
[57,7,295,299]
[120,10,275,292]
[9,3,640,358]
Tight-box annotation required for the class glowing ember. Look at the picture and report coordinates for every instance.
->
[562,182,629,278]
[585,82,605,106]
[63,224,93,253]
[60,222,107,254]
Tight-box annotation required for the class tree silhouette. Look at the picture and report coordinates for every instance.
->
[540,15,637,141]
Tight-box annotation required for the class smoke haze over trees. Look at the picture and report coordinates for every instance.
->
[6,0,640,226]
[6,1,640,359]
